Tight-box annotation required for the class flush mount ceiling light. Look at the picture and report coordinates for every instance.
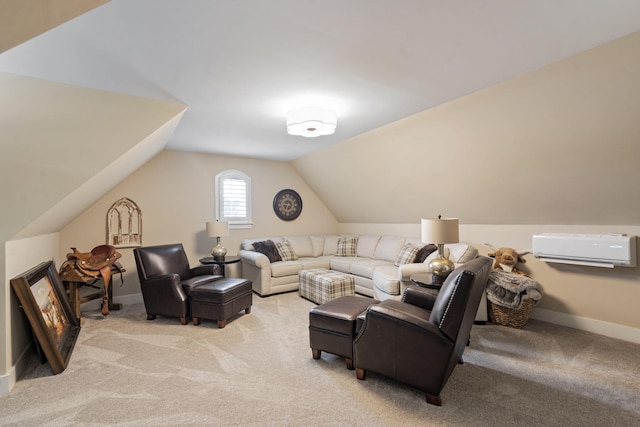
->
[286,107,337,137]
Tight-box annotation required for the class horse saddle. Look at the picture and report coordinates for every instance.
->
[60,245,122,316]
[66,245,121,276]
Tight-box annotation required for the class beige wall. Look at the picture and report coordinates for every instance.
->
[293,30,640,226]
[59,150,339,300]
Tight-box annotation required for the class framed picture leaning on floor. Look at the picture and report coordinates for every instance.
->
[10,260,81,374]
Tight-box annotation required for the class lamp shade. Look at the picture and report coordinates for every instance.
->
[206,221,229,237]
[286,107,337,137]
[421,218,459,244]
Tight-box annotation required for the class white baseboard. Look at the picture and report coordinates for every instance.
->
[531,307,640,345]
[79,292,144,311]
[0,368,14,397]
[0,340,36,397]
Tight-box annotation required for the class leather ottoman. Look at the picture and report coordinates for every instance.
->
[309,295,378,369]
[191,278,252,328]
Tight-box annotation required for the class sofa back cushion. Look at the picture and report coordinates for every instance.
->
[373,235,406,262]
[357,235,381,258]
[323,235,341,256]
[310,236,325,257]
[284,235,314,257]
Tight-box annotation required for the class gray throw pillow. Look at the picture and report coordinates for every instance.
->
[253,240,282,263]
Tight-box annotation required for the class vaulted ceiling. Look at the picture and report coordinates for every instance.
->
[3,1,640,161]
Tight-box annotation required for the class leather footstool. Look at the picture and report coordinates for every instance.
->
[191,278,252,328]
[309,295,378,369]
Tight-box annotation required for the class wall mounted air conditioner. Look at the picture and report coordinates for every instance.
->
[532,233,637,268]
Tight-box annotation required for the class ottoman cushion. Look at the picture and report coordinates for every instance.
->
[191,278,252,303]
[310,296,375,336]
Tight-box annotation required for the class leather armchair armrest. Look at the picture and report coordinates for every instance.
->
[191,264,221,277]
[402,287,438,311]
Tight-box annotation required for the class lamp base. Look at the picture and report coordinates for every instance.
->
[428,244,455,284]
[211,237,227,261]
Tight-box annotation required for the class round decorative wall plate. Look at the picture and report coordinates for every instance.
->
[273,189,302,221]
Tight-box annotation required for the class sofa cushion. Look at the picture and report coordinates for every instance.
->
[394,243,420,266]
[330,257,356,274]
[373,235,406,262]
[275,240,298,261]
[285,236,313,257]
[351,258,390,279]
[270,260,304,277]
[336,236,358,257]
[253,240,282,263]
[357,235,380,258]
[323,235,341,256]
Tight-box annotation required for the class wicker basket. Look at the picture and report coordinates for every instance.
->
[489,298,534,328]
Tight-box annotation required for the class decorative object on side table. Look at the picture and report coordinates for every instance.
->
[10,261,81,374]
[421,216,459,285]
[206,221,230,260]
[273,189,302,221]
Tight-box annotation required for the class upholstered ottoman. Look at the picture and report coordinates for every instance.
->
[191,278,252,328]
[309,296,378,369]
[299,268,355,305]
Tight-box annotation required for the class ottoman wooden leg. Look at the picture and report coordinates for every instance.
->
[245,306,251,314]
[147,314,156,321]
[217,319,227,329]
[312,349,321,360]
[356,368,366,380]
[345,358,354,370]
[193,317,201,326]
[179,316,188,325]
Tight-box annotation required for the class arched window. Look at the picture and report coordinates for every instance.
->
[215,170,252,228]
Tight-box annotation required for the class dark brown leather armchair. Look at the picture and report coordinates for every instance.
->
[353,256,492,406]
[133,243,223,325]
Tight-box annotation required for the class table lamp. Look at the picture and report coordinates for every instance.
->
[206,221,230,260]
[421,216,459,284]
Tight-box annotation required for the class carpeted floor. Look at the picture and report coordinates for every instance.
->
[1,291,639,426]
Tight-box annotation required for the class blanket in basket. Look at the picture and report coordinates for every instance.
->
[486,270,543,310]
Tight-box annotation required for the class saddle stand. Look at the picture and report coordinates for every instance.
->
[59,245,122,316]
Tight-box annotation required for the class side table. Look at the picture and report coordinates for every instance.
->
[410,273,442,291]
[199,256,241,277]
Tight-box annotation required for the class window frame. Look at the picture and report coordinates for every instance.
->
[215,169,252,229]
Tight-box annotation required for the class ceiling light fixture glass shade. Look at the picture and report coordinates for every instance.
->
[286,107,337,137]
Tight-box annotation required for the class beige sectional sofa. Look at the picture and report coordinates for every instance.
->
[237,234,478,301]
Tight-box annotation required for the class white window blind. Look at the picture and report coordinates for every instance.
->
[215,170,252,228]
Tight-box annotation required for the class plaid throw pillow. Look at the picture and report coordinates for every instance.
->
[336,236,358,257]
[394,243,420,266]
[275,240,298,261]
